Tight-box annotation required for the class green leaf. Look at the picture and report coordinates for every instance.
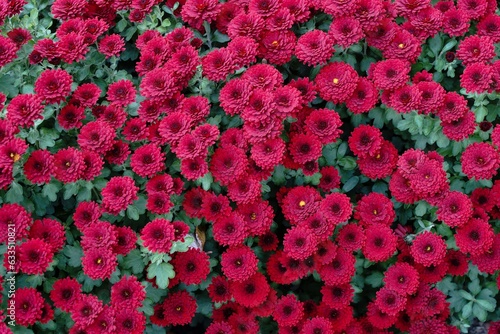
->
[365,272,384,288]
[122,249,145,274]
[472,303,488,322]
[5,182,23,204]
[338,156,357,170]
[42,183,59,202]
[414,202,428,217]
[429,34,443,57]
[342,176,359,192]
[459,290,474,301]
[147,262,175,289]
[462,301,473,319]
[126,205,140,220]
[200,172,213,191]
[468,279,481,296]
[170,236,194,253]
[63,183,80,200]
[475,298,496,312]
[474,106,488,123]
[63,245,83,267]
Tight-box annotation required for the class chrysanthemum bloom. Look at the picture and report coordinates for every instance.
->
[18,238,54,275]
[283,226,317,260]
[6,94,44,128]
[317,166,340,192]
[130,143,165,178]
[437,91,468,123]
[22,149,53,184]
[346,78,378,114]
[366,302,398,329]
[357,193,395,226]
[382,29,422,63]
[321,283,353,309]
[304,109,343,144]
[219,79,250,116]
[461,142,500,180]
[416,81,445,114]
[408,159,448,197]
[456,35,495,66]
[288,133,323,164]
[72,83,101,108]
[29,218,65,252]
[80,221,116,251]
[114,308,145,333]
[51,0,86,20]
[471,233,500,274]
[477,14,500,42]
[201,48,237,82]
[410,232,447,267]
[107,80,136,107]
[238,199,274,236]
[397,149,428,179]
[282,186,321,224]
[436,191,473,228]
[14,287,44,326]
[207,276,232,303]
[0,203,32,243]
[273,294,304,327]
[87,305,115,333]
[139,68,178,101]
[101,176,138,215]
[98,34,125,58]
[53,147,84,183]
[390,85,422,113]
[216,1,244,33]
[171,248,210,285]
[110,275,146,310]
[212,212,248,246]
[80,150,103,181]
[318,248,356,285]
[295,29,334,66]
[227,175,261,204]
[231,272,270,307]
[0,36,19,67]
[57,103,85,130]
[206,321,234,334]
[371,59,410,90]
[180,156,208,181]
[121,118,148,142]
[383,262,419,295]
[250,137,285,170]
[226,36,258,68]
[113,226,137,256]
[457,0,488,19]
[77,120,115,154]
[158,111,193,145]
[315,62,359,104]
[181,0,220,29]
[50,278,82,312]
[72,201,101,232]
[329,16,364,48]
[441,111,476,141]
[357,140,398,179]
[221,245,258,282]
[335,223,364,252]
[140,218,174,253]
[82,248,117,280]
[71,294,104,328]
[199,192,231,223]
[442,9,470,37]
[258,230,279,252]
[455,218,494,256]
[363,224,397,262]
[173,133,205,160]
[319,192,352,226]
[34,69,73,104]
[209,144,247,185]
[348,125,383,158]
[375,288,407,316]
[461,63,494,94]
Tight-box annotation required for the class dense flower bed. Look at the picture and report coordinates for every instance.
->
[0,0,500,333]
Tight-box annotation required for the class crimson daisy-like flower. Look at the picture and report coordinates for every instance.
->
[461,63,494,93]
[410,232,447,267]
[371,59,410,91]
[87,305,115,334]
[250,137,286,169]
[141,218,175,253]
[282,186,321,224]
[82,248,117,280]
[383,262,419,295]
[107,79,135,106]
[389,84,422,113]
[456,35,495,66]
[208,276,232,303]
[206,321,235,334]
[363,224,398,262]
[212,212,248,246]
[29,218,65,252]
[72,83,101,107]
[356,192,395,226]
[357,140,398,179]
[318,248,356,286]
[200,192,232,223]
[445,250,468,277]
[375,287,407,316]
[50,278,82,312]
[209,145,247,185]
[295,29,334,67]
[78,120,115,154]
[201,48,237,82]
[318,166,341,192]
[283,226,318,260]
[288,133,323,164]
[304,109,343,144]
[366,302,398,330]
[114,308,146,334]
[329,16,364,48]
[111,275,146,310]
[23,149,53,184]
[348,125,383,158]
[336,223,365,252]
[57,104,85,130]
[6,94,44,128]
[114,226,137,256]
[0,36,19,68]
[221,245,258,282]
[231,272,270,308]
[71,294,103,328]
[15,288,44,326]
[258,230,279,251]
[436,191,473,228]
[0,203,31,242]
[172,248,210,285]
[346,77,379,114]
[319,192,352,225]
[408,159,448,197]
[461,142,500,180]
[238,199,274,236]
[315,62,359,104]
[273,294,304,327]
[34,69,73,104]
[19,238,54,275]
[73,201,101,231]
[53,147,85,183]
[455,218,494,256]
[98,34,125,58]
[130,143,165,178]
[101,176,138,215]
[321,283,353,309]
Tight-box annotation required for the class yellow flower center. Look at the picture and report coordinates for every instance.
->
[299,200,306,207]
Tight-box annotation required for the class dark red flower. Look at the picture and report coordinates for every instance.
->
[15,288,44,326]
[315,62,359,104]
[171,248,210,285]
[410,232,447,267]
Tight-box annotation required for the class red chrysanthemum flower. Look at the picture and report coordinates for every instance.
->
[19,238,54,275]
[181,0,220,29]
[101,176,139,215]
[113,226,138,256]
[456,35,495,66]
[318,166,341,192]
[78,120,115,154]
[444,250,468,276]
[356,193,395,226]
[282,186,321,224]
[408,159,448,197]
[258,230,279,251]
[410,232,447,267]
[436,191,473,228]
[319,192,352,225]
[441,111,476,141]
[57,104,85,130]
[206,321,235,334]
[461,63,494,93]
[363,224,398,262]
[0,203,32,243]
[210,145,247,185]
[295,29,334,66]
[346,77,379,114]
[87,305,115,334]
[71,294,104,328]
[315,62,359,104]
[0,36,19,68]
[366,302,398,330]
[114,308,146,333]
[6,28,31,48]
[111,275,146,310]
[357,139,398,179]
[15,288,44,326]
[477,14,500,42]
[53,147,85,183]
[288,133,323,164]
[371,59,410,90]
[383,262,419,295]
[321,283,353,309]
[82,247,117,280]
[107,79,135,106]
[172,248,210,285]
[221,245,258,282]
[200,192,232,223]
[348,125,383,158]
[72,83,101,108]
[238,199,274,236]
[208,275,232,303]
[318,248,356,285]
[329,16,364,48]
[461,142,500,180]
[23,149,53,184]
[130,143,165,178]
[283,226,317,260]
[273,294,304,327]
[213,212,248,246]
[81,221,116,251]
[201,48,237,82]
[50,278,82,312]
[6,94,43,128]
[140,218,174,253]
[409,317,450,334]
[375,287,407,316]
[29,218,65,252]
[231,272,270,308]
[72,201,101,231]
[34,69,73,104]
[455,218,494,256]
[98,34,125,58]
[250,137,285,170]
[389,85,422,113]
[443,9,470,37]
[304,109,343,144]
[139,68,178,101]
